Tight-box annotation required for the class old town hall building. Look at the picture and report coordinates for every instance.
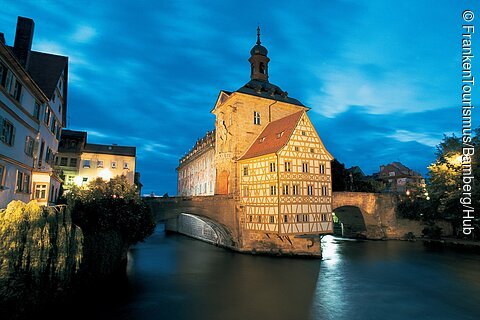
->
[177,29,334,245]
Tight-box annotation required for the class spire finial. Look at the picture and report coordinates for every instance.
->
[256,25,261,45]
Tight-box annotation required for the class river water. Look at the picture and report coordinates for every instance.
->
[69,225,480,320]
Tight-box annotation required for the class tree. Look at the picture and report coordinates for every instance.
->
[427,129,480,235]
[63,176,155,245]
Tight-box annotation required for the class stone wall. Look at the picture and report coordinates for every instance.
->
[240,230,322,257]
[388,219,453,239]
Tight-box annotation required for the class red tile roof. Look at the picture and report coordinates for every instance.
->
[239,111,304,160]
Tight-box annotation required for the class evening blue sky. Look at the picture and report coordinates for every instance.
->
[1,0,478,195]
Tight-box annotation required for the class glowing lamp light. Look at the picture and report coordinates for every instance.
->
[454,155,463,165]
[98,168,113,181]
[406,190,411,196]
[73,176,83,186]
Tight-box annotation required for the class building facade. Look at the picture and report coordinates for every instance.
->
[177,130,215,196]
[177,28,334,249]
[374,161,425,193]
[0,17,68,207]
[55,129,137,189]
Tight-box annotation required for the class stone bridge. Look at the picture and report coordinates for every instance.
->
[332,192,397,239]
[145,192,399,248]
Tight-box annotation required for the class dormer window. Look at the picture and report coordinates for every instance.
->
[254,111,261,125]
[276,131,284,138]
[259,137,266,143]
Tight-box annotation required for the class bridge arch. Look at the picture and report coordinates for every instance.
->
[177,213,234,247]
[332,205,367,238]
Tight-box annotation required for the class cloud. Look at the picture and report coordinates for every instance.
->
[388,130,439,147]
[72,25,97,43]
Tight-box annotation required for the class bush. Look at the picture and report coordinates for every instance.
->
[422,225,443,239]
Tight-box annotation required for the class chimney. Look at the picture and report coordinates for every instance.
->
[0,33,5,45]
[13,16,35,68]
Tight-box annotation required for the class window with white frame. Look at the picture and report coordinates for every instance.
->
[123,161,129,169]
[34,183,47,199]
[284,161,291,172]
[253,111,261,125]
[97,160,104,168]
[111,161,117,169]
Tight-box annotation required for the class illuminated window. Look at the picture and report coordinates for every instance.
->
[321,214,327,221]
[284,161,291,172]
[111,161,117,169]
[123,161,129,169]
[320,164,325,174]
[254,111,261,125]
[97,160,104,168]
[389,171,395,177]
[83,160,91,168]
[283,184,289,195]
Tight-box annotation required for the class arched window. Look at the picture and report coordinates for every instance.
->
[259,62,265,74]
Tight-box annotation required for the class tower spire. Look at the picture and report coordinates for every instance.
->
[257,25,261,45]
[249,26,269,82]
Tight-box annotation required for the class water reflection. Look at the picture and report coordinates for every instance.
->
[51,226,480,320]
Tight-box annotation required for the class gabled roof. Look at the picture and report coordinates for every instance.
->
[239,111,303,160]
[27,50,67,99]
